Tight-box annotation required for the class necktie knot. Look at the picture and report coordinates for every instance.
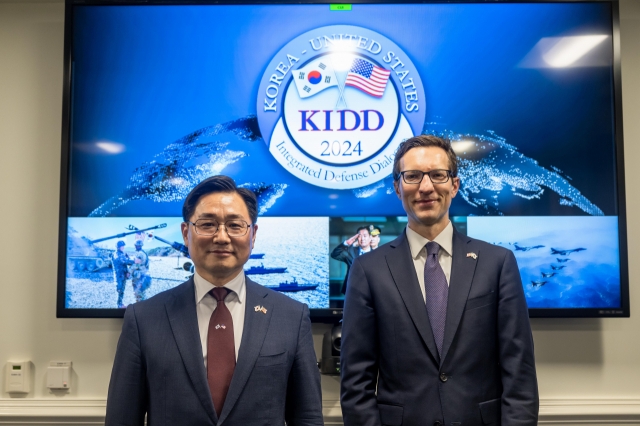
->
[426,241,440,257]
[211,287,229,303]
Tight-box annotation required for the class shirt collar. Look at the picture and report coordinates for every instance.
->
[359,246,372,254]
[194,269,246,305]
[406,221,454,259]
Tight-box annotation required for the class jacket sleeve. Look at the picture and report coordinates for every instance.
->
[331,242,352,262]
[105,305,148,426]
[340,258,381,426]
[285,304,324,426]
[498,250,539,426]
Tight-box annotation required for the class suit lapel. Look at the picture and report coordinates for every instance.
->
[165,278,218,424]
[217,278,272,425]
[440,229,478,364]
[386,233,440,364]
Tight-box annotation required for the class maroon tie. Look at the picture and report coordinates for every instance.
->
[207,287,235,417]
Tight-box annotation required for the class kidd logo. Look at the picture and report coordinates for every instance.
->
[256,25,425,189]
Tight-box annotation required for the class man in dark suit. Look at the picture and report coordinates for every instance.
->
[340,136,538,426]
[331,226,373,294]
[106,175,323,426]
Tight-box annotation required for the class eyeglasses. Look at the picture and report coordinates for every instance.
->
[187,219,252,237]
[397,169,453,185]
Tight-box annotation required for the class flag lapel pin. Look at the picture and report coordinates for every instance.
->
[467,252,478,260]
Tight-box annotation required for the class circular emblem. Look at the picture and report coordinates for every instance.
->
[307,71,322,84]
[257,25,425,189]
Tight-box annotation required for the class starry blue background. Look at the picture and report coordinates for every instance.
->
[67,2,616,218]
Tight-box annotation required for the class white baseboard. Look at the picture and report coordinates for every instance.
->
[538,399,640,425]
[0,398,639,425]
[0,398,106,426]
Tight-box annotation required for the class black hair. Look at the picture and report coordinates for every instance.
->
[182,175,258,224]
[356,226,371,235]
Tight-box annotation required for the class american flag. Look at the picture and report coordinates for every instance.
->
[345,58,391,98]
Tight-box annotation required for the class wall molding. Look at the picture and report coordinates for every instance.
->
[0,398,639,425]
[0,398,106,425]
[537,399,640,425]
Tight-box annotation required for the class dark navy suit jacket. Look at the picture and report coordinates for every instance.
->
[105,277,323,426]
[340,229,538,426]
[331,243,363,294]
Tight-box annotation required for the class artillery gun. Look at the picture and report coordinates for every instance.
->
[150,235,196,272]
[150,234,265,273]
[153,235,190,257]
[67,224,167,273]
[124,225,193,272]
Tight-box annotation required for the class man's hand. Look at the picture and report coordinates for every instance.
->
[346,234,359,246]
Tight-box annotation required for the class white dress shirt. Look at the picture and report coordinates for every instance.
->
[194,270,246,366]
[405,221,454,303]
[342,240,372,256]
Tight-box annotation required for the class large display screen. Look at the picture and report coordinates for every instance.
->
[58,1,629,319]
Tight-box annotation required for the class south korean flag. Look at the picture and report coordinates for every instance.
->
[293,58,339,99]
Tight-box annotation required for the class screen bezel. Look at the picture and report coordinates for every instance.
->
[56,0,629,321]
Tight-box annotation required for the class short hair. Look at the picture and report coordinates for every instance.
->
[182,175,258,224]
[356,226,370,235]
[392,135,458,180]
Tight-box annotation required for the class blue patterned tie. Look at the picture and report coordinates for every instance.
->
[424,241,448,358]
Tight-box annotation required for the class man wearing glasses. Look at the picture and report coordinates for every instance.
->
[340,135,538,426]
[106,175,323,426]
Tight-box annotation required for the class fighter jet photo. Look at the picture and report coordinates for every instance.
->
[531,280,548,287]
[550,265,567,271]
[551,247,587,256]
[541,271,558,278]
[513,244,545,252]
[556,258,570,263]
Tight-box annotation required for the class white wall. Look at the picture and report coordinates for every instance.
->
[0,0,639,422]
[0,2,121,400]
[529,0,640,400]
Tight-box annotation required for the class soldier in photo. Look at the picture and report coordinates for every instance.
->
[112,240,133,309]
[370,226,382,249]
[331,226,373,295]
[130,240,150,302]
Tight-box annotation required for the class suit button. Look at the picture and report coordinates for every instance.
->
[439,373,448,382]
[434,421,443,426]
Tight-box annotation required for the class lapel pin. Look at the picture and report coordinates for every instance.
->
[467,252,478,260]
[254,305,267,314]
[254,305,261,312]
[260,307,267,314]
